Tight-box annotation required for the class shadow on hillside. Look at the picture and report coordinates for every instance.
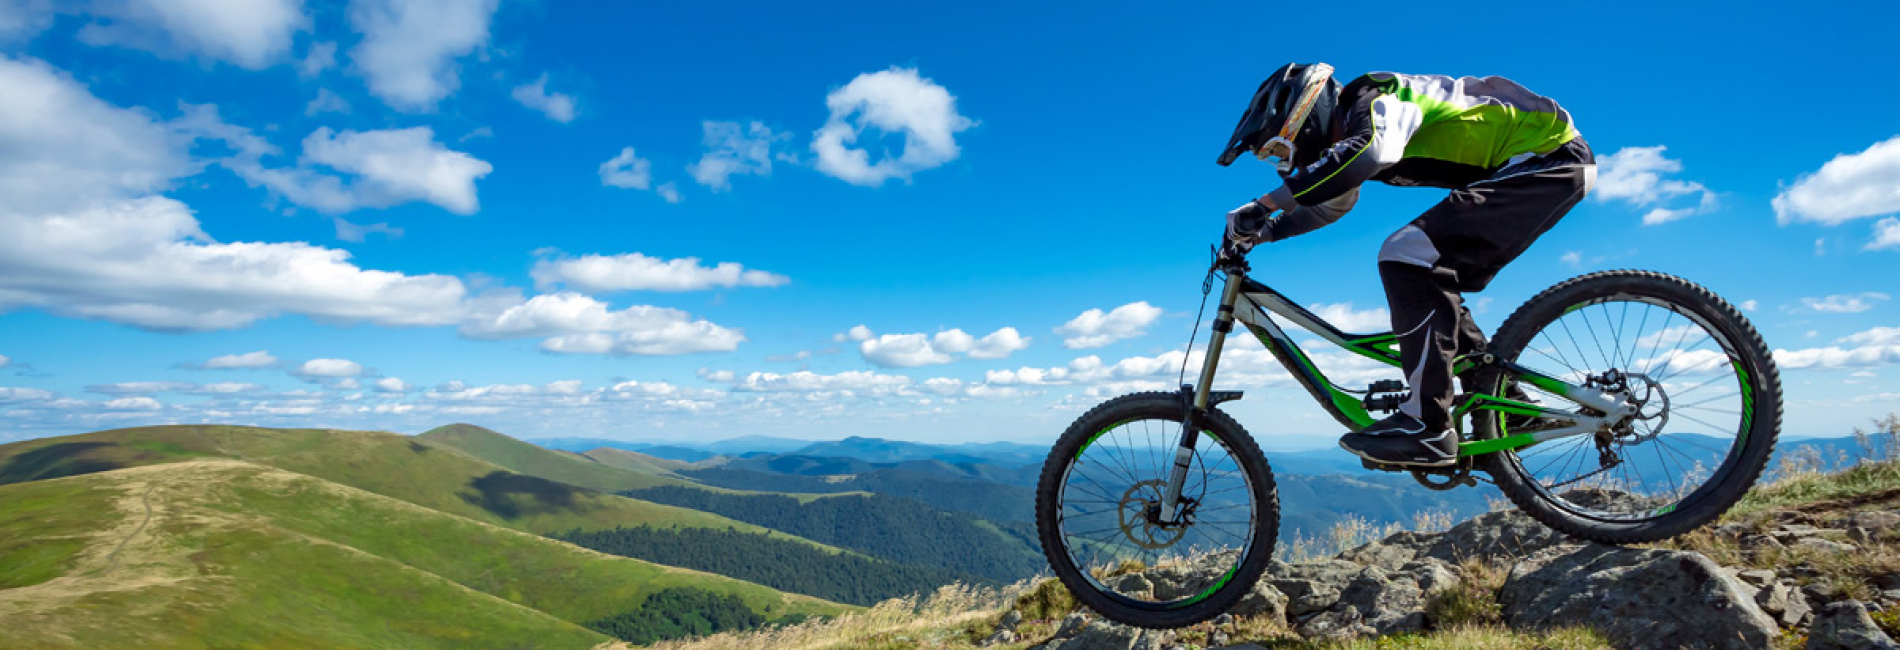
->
[459,471,586,519]
[0,442,123,485]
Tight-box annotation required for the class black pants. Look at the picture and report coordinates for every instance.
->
[1377,137,1596,431]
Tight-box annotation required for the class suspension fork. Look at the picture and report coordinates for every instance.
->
[1161,271,1245,521]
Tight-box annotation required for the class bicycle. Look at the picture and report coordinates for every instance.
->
[1033,246,1782,629]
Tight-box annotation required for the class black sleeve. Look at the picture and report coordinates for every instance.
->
[1266,187,1358,242]
[1267,75,1395,208]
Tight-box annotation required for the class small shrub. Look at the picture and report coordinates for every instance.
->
[1013,578,1077,622]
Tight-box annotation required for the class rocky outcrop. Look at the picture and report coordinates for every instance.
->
[1498,544,1779,650]
[1807,600,1900,650]
[1017,493,1900,650]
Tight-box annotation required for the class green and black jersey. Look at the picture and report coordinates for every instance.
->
[1266,72,1581,209]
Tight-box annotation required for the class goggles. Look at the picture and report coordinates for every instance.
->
[1254,63,1333,173]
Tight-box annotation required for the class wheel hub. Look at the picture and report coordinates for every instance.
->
[1118,480,1190,550]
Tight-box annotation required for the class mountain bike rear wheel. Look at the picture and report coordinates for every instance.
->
[1035,391,1278,629]
[1477,270,1781,543]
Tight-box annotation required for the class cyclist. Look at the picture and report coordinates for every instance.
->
[1216,63,1596,468]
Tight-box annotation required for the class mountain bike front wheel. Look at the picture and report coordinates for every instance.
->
[1035,391,1279,629]
[1476,270,1782,543]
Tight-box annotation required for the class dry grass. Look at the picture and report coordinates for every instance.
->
[646,582,1027,650]
[1253,625,1611,649]
[1423,557,1507,629]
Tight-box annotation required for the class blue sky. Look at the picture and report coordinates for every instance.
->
[2,0,1898,449]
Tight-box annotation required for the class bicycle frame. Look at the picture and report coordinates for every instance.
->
[1159,264,1639,517]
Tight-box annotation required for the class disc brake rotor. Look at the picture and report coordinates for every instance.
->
[1617,372,1670,444]
[1117,479,1187,550]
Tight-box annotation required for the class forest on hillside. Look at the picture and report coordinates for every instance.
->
[554,525,974,605]
[622,486,1046,582]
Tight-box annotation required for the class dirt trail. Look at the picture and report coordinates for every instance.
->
[99,482,156,574]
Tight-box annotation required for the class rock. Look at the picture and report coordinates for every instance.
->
[1714,522,1751,536]
[1742,534,1787,550]
[1267,559,1361,617]
[1420,509,1573,562]
[1840,511,1900,531]
[998,610,1022,632]
[1208,645,1270,650]
[1331,565,1430,635]
[1055,613,1089,639]
[1498,544,1779,650]
[980,628,1018,647]
[1112,572,1153,596]
[1738,569,1778,587]
[1805,583,1844,603]
[1048,620,1164,650]
[1793,537,1859,553]
[1878,573,1900,592]
[1758,583,1811,628]
[1778,523,1824,537]
[1296,605,1371,641]
[1229,579,1287,626]
[1807,600,1900,650]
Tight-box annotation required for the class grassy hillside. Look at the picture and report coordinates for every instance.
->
[0,460,844,649]
[418,423,690,492]
[0,425,831,545]
[584,446,693,475]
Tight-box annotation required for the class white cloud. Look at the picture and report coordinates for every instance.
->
[655,182,683,204]
[599,147,652,190]
[0,57,741,351]
[88,381,262,395]
[688,121,784,191]
[1773,135,1900,226]
[1775,345,1900,371]
[1740,300,1759,312]
[858,326,1029,367]
[726,370,912,393]
[201,350,278,369]
[0,387,54,402]
[531,251,789,293]
[1857,392,1900,403]
[965,327,1030,358]
[76,0,307,69]
[333,217,402,242]
[1869,217,1900,251]
[0,56,194,216]
[1842,327,1900,346]
[1800,293,1890,314]
[461,292,745,356]
[1592,146,1717,225]
[374,377,408,393]
[0,0,53,43]
[105,396,163,411]
[304,88,350,116]
[295,126,491,214]
[298,40,335,77]
[1560,251,1583,269]
[295,358,363,378]
[1308,302,1391,334]
[191,108,493,215]
[347,0,501,111]
[811,67,974,187]
[835,325,874,342]
[1055,302,1163,348]
[0,353,8,367]
[511,74,576,123]
[860,333,952,367]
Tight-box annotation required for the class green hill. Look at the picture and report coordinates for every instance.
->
[584,446,693,475]
[418,423,690,492]
[0,460,845,649]
[0,425,826,544]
